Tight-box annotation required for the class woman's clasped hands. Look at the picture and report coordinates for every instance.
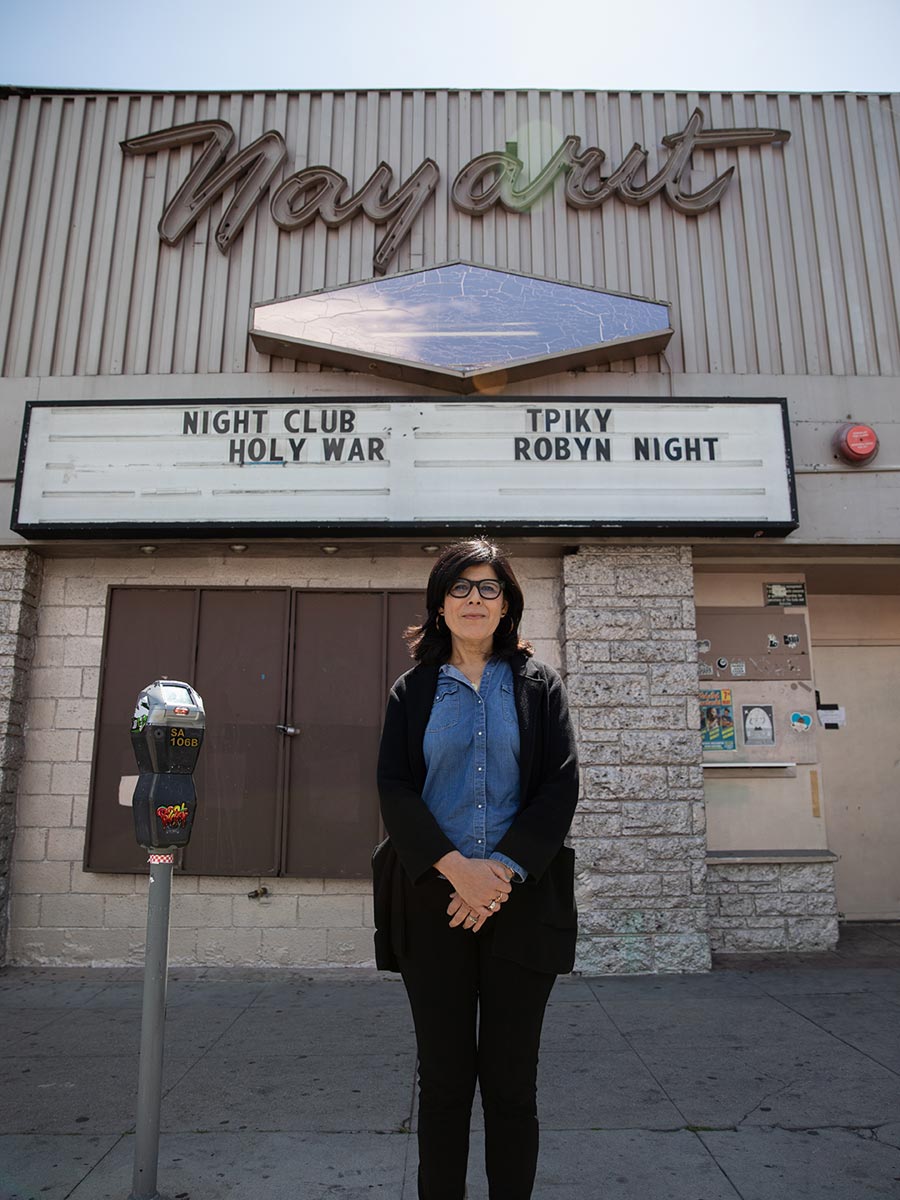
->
[435,851,513,932]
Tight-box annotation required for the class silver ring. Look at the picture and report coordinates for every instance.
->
[466,913,476,923]
[488,899,497,911]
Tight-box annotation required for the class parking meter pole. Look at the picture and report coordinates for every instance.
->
[129,851,174,1200]
[127,680,205,1200]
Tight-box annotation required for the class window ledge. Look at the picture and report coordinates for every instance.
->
[706,849,838,866]
[702,761,797,769]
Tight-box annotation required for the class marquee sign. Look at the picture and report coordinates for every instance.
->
[122,110,790,275]
[12,398,798,537]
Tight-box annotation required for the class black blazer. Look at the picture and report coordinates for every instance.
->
[374,652,579,975]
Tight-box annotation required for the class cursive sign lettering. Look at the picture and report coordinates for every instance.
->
[122,120,287,253]
[454,111,788,216]
[270,159,440,275]
[122,109,789,273]
[452,136,581,214]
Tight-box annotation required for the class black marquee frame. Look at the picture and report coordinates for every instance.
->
[11,396,800,540]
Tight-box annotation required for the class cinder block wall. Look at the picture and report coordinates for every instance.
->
[565,545,710,974]
[9,551,563,966]
[706,861,839,952]
[0,549,42,965]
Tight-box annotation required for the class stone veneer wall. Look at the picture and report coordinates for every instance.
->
[9,552,562,967]
[706,861,840,952]
[564,544,710,974]
[0,549,42,965]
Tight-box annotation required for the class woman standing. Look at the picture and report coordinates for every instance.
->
[375,538,579,1200]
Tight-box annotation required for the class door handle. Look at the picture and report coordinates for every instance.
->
[276,724,301,736]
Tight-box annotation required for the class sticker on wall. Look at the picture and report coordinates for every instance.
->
[697,639,711,654]
[817,705,846,729]
[716,657,728,670]
[742,705,776,746]
[783,633,800,648]
[790,711,813,733]
[765,582,807,607]
[730,660,747,677]
[700,688,736,751]
[767,634,779,649]
[698,661,713,678]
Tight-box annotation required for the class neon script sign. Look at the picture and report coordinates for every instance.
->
[122,109,789,274]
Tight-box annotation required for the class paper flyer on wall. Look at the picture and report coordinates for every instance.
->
[700,689,736,751]
[742,704,776,745]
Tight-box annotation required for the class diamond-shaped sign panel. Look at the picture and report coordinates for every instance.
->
[251,263,672,392]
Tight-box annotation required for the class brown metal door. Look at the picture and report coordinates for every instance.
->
[182,589,290,876]
[283,590,423,877]
[85,588,197,872]
[387,590,425,690]
[87,585,423,878]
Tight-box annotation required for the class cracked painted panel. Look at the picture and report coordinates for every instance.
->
[254,264,669,372]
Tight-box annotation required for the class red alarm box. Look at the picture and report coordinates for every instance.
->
[832,422,879,464]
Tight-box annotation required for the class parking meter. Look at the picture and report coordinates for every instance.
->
[128,680,205,1200]
[130,680,205,850]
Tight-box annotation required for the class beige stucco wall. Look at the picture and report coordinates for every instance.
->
[8,550,562,966]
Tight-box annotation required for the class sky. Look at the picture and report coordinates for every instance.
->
[2,0,900,94]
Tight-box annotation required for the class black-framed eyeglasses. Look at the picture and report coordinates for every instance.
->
[447,578,506,600]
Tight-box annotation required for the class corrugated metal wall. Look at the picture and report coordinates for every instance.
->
[0,89,898,380]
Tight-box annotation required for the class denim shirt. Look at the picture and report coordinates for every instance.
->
[422,657,526,881]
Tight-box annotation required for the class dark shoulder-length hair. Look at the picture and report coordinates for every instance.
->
[405,538,534,665]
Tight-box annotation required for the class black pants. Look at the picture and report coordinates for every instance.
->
[398,875,557,1200]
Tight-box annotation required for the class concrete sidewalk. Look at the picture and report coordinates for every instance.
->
[2,923,900,1200]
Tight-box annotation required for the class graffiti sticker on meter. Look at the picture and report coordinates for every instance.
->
[132,695,150,733]
[156,803,189,829]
